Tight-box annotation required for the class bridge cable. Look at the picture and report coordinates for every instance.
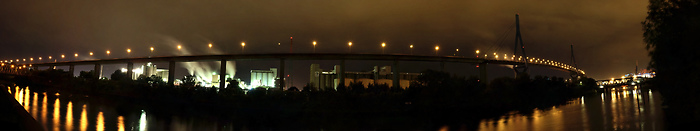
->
[486,23,515,56]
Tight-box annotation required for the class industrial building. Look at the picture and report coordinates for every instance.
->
[249,68,278,89]
[310,64,420,90]
[121,62,169,82]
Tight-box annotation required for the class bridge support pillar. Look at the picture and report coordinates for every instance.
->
[126,62,134,80]
[168,61,175,87]
[69,65,75,77]
[479,63,488,84]
[393,60,400,88]
[94,64,102,79]
[278,59,285,89]
[219,59,226,88]
[338,59,345,90]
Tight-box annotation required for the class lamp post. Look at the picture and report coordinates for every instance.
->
[74,53,78,61]
[435,46,439,56]
[241,42,245,53]
[150,47,154,56]
[381,42,386,54]
[476,50,480,58]
[455,49,459,56]
[348,42,352,53]
[106,50,111,58]
[312,41,317,53]
[127,49,131,57]
[410,45,414,55]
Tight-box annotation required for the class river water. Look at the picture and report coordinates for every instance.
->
[8,86,664,131]
[477,86,665,131]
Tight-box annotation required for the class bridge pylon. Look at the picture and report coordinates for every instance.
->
[513,14,529,75]
[569,44,583,79]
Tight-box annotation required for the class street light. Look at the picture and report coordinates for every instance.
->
[127,48,131,57]
[312,41,317,53]
[476,50,480,58]
[381,42,386,54]
[409,45,414,55]
[435,46,439,56]
[106,50,111,58]
[74,53,78,61]
[150,47,154,57]
[89,52,93,56]
[208,43,213,48]
[348,42,352,53]
[455,49,459,56]
[241,42,245,53]
[177,45,182,51]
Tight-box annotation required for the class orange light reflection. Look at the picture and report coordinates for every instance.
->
[53,97,60,131]
[66,101,73,131]
[80,104,87,131]
[97,111,104,131]
[118,116,125,131]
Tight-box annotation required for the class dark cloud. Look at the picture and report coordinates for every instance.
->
[0,0,649,80]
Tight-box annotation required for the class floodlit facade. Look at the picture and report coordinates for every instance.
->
[249,68,278,89]
[310,64,420,90]
[121,62,169,81]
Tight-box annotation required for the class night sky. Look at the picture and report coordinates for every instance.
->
[0,0,650,86]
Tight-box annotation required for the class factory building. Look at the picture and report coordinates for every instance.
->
[310,64,420,90]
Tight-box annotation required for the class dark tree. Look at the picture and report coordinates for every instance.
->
[287,86,299,92]
[220,78,244,95]
[110,70,128,81]
[181,75,197,88]
[78,70,96,79]
[643,0,700,128]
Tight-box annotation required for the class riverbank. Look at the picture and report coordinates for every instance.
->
[0,84,44,131]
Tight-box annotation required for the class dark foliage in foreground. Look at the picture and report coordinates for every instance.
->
[643,0,700,129]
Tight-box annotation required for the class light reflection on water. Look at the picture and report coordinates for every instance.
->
[66,101,73,131]
[8,87,228,131]
[477,87,665,131]
[97,111,105,131]
[8,86,665,130]
[53,97,60,131]
[118,116,125,131]
[80,104,87,131]
[139,111,147,131]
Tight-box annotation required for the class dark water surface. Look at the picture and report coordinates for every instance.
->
[476,86,664,131]
[8,86,664,131]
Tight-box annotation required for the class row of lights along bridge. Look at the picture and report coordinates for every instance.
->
[0,41,581,73]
